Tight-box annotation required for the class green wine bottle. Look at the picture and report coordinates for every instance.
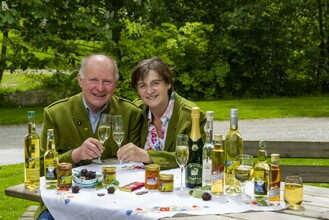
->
[44,129,59,190]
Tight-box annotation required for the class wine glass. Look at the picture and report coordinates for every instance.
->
[284,176,303,210]
[175,134,189,191]
[234,154,253,200]
[112,115,125,164]
[92,114,111,164]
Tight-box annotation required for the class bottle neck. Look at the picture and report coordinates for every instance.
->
[28,121,36,134]
[258,149,267,161]
[230,116,238,130]
[205,120,213,144]
[190,115,201,141]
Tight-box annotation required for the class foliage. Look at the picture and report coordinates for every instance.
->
[1,0,329,100]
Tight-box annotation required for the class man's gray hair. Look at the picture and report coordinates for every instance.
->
[78,54,119,80]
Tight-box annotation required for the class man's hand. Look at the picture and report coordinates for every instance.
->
[117,143,153,164]
[72,138,105,164]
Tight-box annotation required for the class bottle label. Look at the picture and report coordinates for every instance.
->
[147,177,158,185]
[45,159,57,180]
[255,177,268,195]
[269,182,280,198]
[211,172,224,182]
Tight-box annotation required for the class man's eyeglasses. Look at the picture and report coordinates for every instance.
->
[136,79,164,91]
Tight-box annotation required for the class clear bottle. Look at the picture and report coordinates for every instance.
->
[186,107,203,188]
[44,129,59,189]
[254,140,270,203]
[202,111,214,187]
[224,109,243,195]
[24,111,40,191]
[211,134,224,195]
[269,153,281,205]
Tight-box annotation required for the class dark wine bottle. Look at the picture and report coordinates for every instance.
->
[185,107,203,188]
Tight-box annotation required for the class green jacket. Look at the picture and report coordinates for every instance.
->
[40,93,142,170]
[134,92,206,169]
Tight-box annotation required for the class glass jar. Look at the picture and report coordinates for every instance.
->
[159,174,174,192]
[145,164,160,189]
[57,162,72,189]
[102,166,116,184]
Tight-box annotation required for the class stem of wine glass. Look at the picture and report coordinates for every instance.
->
[241,183,246,200]
[180,166,184,191]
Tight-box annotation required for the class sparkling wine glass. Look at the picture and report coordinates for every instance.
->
[175,134,189,191]
[112,115,125,164]
[284,176,303,210]
[234,154,253,200]
[92,114,111,164]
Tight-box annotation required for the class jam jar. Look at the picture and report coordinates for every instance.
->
[145,164,160,189]
[158,174,174,192]
[102,166,116,184]
[57,162,72,189]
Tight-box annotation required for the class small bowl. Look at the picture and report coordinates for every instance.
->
[72,168,103,188]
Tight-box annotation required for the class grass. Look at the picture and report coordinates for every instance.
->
[0,164,39,220]
[1,74,329,219]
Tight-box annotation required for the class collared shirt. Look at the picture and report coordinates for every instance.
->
[144,93,175,151]
[82,97,108,133]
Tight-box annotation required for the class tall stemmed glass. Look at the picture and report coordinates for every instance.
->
[92,114,111,164]
[175,134,189,191]
[112,115,125,164]
[234,154,254,200]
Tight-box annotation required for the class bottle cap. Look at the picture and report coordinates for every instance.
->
[191,107,200,118]
[230,109,238,118]
[271,153,280,162]
[28,111,35,116]
[259,140,267,149]
[206,111,214,121]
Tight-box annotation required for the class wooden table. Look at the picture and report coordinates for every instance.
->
[5,182,329,219]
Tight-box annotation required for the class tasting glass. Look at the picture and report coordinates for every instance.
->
[112,115,125,164]
[92,113,111,164]
[175,134,189,191]
[234,154,253,200]
[284,176,304,210]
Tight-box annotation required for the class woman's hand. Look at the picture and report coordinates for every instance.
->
[117,143,153,164]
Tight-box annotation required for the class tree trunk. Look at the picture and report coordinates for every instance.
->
[0,30,8,83]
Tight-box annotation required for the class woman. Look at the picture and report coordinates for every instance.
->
[117,57,206,169]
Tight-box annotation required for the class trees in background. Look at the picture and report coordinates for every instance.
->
[1,0,329,100]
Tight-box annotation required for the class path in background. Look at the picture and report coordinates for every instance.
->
[1,117,328,165]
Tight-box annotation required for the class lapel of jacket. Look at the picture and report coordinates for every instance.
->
[72,93,95,140]
[164,93,182,151]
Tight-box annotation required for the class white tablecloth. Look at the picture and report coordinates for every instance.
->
[40,162,286,220]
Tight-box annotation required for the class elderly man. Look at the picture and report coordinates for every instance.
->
[40,54,142,167]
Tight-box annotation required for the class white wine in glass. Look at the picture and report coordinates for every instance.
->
[234,154,253,200]
[112,115,125,164]
[284,176,303,210]
[92,114,111,164]
[175,134,189,191]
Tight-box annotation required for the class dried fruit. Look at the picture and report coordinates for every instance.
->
[71,185,80,194]
[202,192,212,201]
[107,186,115,194]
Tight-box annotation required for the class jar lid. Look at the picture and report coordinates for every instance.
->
[146,164,160,171]
[159,174,173,180]
[58,162,72,169]
[102,166,116,172]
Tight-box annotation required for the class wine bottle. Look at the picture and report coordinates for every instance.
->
[202,111,214,187]
[211,134,224,195]
[24,111,40,191]
[186,107,203,188]
[44,129,59,190]
[254,140,270,203]
[269,153,280,205]
[224,109,243,195]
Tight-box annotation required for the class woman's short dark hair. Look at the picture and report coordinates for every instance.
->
[131,57,174,95]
